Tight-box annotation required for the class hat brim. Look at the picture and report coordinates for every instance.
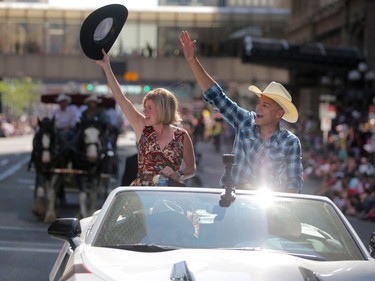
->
[80,4,128,60]
[56,95,72,103]
[85,98,102,104]
[249,85,299,123]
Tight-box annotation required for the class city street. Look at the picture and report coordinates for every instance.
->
[0,133,374,280]
[0,133,137,281]
[0,0,373,280]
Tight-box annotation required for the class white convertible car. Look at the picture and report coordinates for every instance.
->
[48,184,375,281]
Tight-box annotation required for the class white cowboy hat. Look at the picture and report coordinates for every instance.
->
[248,81,299,123]
[84,95,102,104]
[55,93,72,104]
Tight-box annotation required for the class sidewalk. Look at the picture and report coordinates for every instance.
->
[117,131,137,147]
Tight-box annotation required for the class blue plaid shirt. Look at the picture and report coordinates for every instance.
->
[203,82,304,192]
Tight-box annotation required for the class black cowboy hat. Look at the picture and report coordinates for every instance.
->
[80,4,128,60]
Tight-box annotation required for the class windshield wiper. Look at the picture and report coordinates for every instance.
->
[287,252,327,261]
[263,249,327,261]
[105,243,179,252]
[228,247,262,251]
[218,247,326,261]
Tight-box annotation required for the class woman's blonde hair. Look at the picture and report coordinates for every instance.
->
[143,88,181,125]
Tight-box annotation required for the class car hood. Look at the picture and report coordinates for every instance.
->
[81,247,375,281]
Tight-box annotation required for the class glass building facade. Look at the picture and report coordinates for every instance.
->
[0,3,290,59]
[0,1,291,117]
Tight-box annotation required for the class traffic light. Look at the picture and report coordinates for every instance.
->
[86,83,94,91]
[143,85,151,93]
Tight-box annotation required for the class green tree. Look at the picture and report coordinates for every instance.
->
[0,78,41,118]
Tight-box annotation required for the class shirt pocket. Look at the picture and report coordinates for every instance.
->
[268,149,287,173]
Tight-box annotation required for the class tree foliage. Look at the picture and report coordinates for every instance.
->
[0,78,41,118]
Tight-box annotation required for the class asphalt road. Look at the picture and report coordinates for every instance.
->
[0,133,137,281]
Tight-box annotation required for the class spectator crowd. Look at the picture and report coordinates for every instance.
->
[297,112,375,221]
[0,113,34,137]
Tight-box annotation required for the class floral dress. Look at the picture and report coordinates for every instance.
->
[130,126,185,186]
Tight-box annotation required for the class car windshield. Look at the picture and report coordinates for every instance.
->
[93,190,363,261]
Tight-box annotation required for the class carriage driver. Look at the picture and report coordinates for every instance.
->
[79,95,114,148]
[53,93,80,141]
[80,95,108,125]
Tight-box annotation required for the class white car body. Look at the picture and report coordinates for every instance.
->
[48,186,375,281]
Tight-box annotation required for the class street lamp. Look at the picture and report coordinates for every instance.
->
[347,62,375,118]
[319,74,340,144]
[349,63,375,163]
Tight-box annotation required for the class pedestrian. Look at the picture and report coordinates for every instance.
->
[96,49,196,186]
[180,31,303,193]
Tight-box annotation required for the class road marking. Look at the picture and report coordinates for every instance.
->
[0,225,63,254]
[0,159,9,166]
[0,225,46,232]
[17,178,35,185]
[0,156,30,181]
[0,246,60,254]
[0,239,62,253]
[0,240,60,247]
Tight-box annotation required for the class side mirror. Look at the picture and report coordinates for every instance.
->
[48,218,82,250]
[369,232,375,258]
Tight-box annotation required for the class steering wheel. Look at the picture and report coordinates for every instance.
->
[164,200,185,214]
[152,199,184,215]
